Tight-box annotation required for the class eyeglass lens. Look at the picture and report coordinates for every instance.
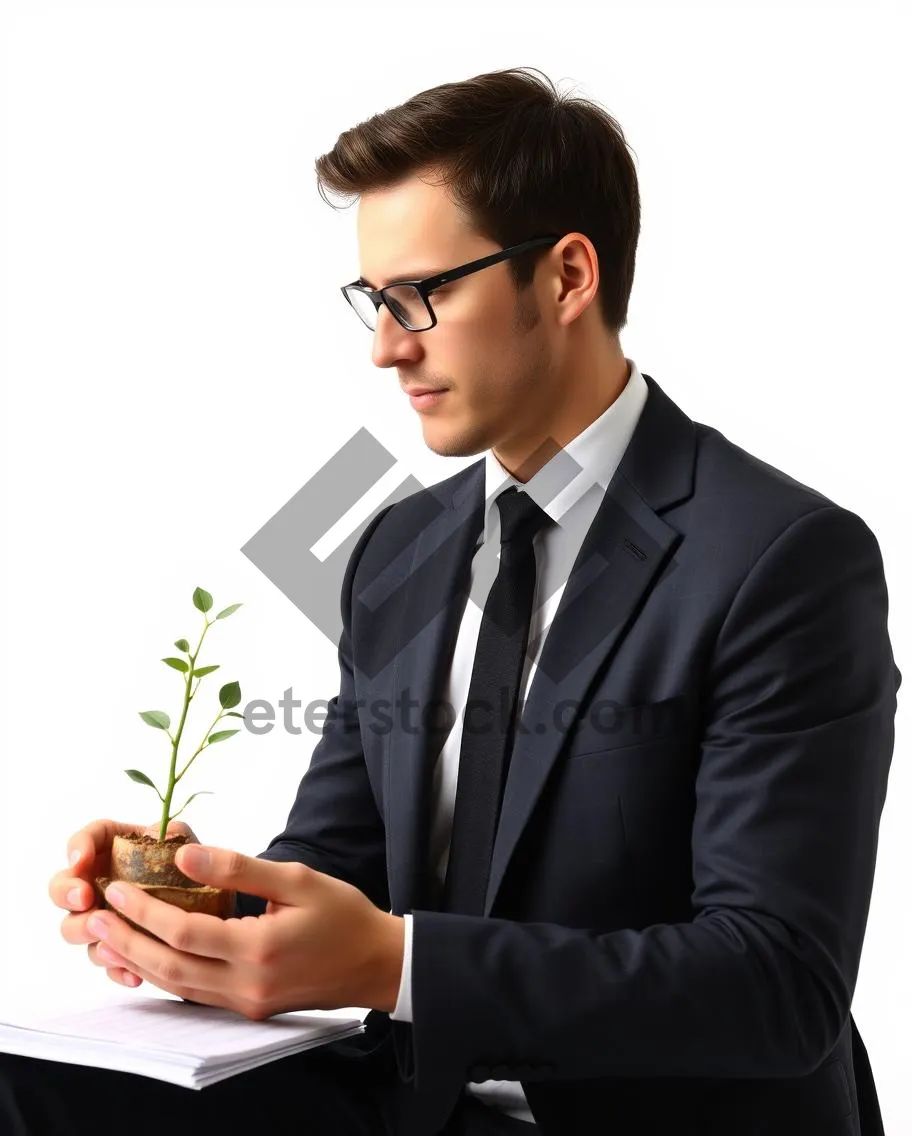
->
[348,285,432,331]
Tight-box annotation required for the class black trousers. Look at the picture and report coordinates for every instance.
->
[0,1045,540,1136]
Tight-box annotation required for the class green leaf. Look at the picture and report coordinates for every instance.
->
[124,769,161,796]
[192,664,220,678]
[215,603,243,620]
[162,657,188,673]
[207,729,240,744]
[171,790,213,819]
[225,711,245,718]
[219,681,241,709]
[192,587,213,613]
[139,710,170,730]
[174,639,190,653]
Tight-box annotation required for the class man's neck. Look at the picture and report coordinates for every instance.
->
[493,355,631,483]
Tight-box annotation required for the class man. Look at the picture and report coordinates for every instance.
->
[4,67,900,1135]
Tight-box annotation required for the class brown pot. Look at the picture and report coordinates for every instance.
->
[95,832,235,941]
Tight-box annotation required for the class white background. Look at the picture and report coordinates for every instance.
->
[1,0,909,1126]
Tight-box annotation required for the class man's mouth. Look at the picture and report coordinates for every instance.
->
[408,389,449,411]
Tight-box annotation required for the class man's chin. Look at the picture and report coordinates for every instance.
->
[420,421,487,460]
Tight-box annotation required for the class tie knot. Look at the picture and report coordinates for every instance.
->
[495,486,551,546]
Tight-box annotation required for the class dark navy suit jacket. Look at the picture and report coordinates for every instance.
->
[237,373,901,1136]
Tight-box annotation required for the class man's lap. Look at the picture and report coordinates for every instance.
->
[0,1042,392,1135]
[0,1044,541,1135]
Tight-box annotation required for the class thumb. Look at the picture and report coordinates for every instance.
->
[174,844,308,902]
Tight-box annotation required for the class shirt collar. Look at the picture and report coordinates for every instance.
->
[482,358,648,543]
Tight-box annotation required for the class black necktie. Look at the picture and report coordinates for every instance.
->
[440,485,552,916]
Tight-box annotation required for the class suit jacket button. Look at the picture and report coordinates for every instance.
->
[490,1065,510,1079]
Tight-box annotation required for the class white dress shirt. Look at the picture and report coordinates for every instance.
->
[389,359,650,1123]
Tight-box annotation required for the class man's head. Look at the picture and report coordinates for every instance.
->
[315,68,640,479]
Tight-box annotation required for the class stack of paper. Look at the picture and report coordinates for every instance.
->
[0,994,366,1089]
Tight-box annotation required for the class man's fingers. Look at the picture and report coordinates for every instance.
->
[53,819,197,912]
[49,870,99,912]
[65,818,148,876]
[60,910,102,945]
[174,844,310,903]
[67,914,143,986]
[55,817,168,909]
[65,910,143,994]
[87,943,142,987]
[64,819,118,872]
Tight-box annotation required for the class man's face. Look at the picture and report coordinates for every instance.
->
[355,170,560,460]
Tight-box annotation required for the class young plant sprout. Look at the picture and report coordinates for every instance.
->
[129,586,246,841]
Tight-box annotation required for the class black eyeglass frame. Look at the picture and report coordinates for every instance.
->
[340,235,560,332]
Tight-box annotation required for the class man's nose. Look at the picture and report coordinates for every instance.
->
[371,306,423,369]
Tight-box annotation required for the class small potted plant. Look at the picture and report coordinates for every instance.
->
[95,586,248,934]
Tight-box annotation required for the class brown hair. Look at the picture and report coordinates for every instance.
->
[314,67,640,333]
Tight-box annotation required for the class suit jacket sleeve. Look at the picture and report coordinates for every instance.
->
[407,504,901,1089]
[234,503,396,918]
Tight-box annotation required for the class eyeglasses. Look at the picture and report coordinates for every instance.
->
[340,236,560,332]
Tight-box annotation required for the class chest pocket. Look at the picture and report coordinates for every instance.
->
[562,693,693,757]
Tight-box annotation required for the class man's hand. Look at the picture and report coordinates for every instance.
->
[48,818,199,990]
[61,843,406,1019]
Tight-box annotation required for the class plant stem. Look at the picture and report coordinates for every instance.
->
[158,615,212,840]
[174,706,227,783]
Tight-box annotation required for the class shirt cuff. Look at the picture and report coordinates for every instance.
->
[389,912,413,1022]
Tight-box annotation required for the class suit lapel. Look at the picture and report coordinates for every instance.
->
[485,473,683,913]
[386,374,697,917]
